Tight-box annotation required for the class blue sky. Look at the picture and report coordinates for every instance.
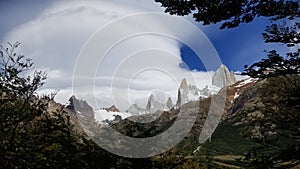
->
[181,17,287,71]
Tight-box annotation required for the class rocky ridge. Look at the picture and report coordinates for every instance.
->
[67,64,240,128]
[105,77,258,154]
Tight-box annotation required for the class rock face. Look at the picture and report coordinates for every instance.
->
[165,97,173,110]
[127,90,172,115]
[125,65,236,115]
[146,90,170,112]
[46,100,86,137]
[67,96,95,121]
[146,94,164,111]
[105,105,120,112]
[212,64,237,88]
[101,115,123,125]
[126,103,146,115]
[109,77,259,155]
[66,95,96,135]
[179,78,188,90]
[176,78,211,107]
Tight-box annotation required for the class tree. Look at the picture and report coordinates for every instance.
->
[0,42,48,167]
[0,42,87,168]
[263,22,300,46]
[242,49,300,78]
[241,19,300,168]
[240,21,300,167]
[243,21,300,78]
[155,0,300,29]
[0,42,47,98]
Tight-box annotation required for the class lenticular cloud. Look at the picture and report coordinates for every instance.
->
[3,0,217,110]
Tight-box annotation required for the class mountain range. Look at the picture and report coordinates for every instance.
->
[82,64,239,123]
[43,67,299,168]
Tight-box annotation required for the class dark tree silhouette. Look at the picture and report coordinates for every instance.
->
[155,0,300,29]
[0,42,85,168]
[263,22,300,47]
[243,21,300,78]
[242,49,300,78]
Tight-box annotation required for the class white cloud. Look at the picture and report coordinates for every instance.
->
[3,0,225,111]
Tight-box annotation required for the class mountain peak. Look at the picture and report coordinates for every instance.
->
[66,96,95,132]
[212,64,237,88]
[220,64,226,68]
[67,96,94,115]
[176,78,206,107]
[145,90,168,111]
[179,78,188,90]
[165,97,173,110]
[146,94,155,110]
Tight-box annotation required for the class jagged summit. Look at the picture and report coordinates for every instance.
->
[127,90,173,115]
[176,78,212,107]
[179,78,188,90]
[67,95,94,117]
[212,64,236,88]
[165,97,173,110]
[126,103,145,115]
[146,94,155,110]
[145,90,171,111]
[125,65,237,115]
[66,95,95,134]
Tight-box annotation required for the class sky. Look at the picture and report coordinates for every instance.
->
[0,0,285,110]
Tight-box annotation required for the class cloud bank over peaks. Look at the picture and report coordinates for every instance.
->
[2,0,223,111]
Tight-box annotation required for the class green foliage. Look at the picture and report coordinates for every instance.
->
[0,42,47,98]
[200,121,256,156]
[0,42,49,168]
[155,0,300,29]
[151,148,202,169]
[150,147,234,169]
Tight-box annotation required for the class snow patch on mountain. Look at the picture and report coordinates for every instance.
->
[234,93,240,99]
[94,109,131,123]
[235,78,258,88]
